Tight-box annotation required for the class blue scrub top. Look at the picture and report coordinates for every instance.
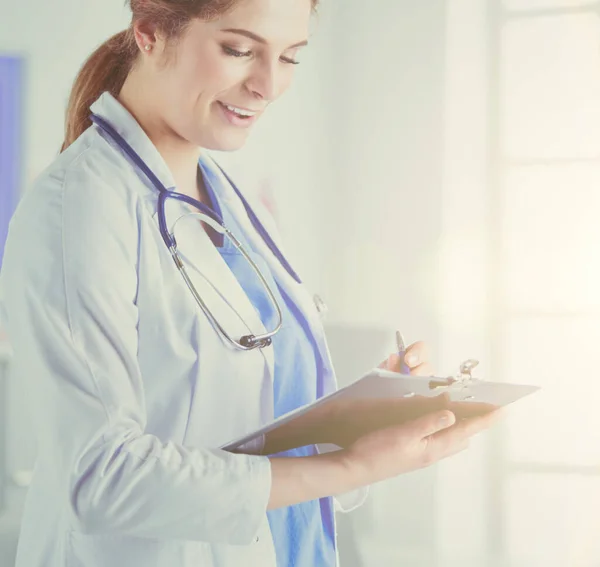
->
[199,159,336,567]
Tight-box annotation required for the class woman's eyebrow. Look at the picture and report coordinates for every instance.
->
[221,28,308,49]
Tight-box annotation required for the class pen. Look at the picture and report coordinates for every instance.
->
[396,330,411,375]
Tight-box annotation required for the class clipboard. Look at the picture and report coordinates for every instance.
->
[220,360,540,452]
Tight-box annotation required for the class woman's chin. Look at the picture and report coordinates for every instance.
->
[198,129,252,153]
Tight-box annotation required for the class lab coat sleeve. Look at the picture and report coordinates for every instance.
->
[0,161,271,545]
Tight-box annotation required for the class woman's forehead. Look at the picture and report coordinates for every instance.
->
[205,0,312,46]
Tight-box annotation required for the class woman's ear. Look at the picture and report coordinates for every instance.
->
[132,19,163,54]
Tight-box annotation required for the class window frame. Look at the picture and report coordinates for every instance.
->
[486,0,600,559]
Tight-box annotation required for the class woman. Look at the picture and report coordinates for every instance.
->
[0,0,497,566]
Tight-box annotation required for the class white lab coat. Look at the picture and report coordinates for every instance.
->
[0,93,366,567]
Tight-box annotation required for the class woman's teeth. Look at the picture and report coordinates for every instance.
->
[222,103,256,118]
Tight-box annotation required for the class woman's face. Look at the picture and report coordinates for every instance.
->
[145,0,312,151]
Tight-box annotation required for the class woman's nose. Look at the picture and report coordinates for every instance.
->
[244,60,284,102]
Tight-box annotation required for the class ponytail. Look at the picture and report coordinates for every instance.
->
[61,29,138,152]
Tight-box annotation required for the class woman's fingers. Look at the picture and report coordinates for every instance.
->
[379,355,433,376]
[378,354,396,370]
[343,406,502,485]
[426,410,501,459]
[403,341,430,369]
[413,409,456,438]
[379,340,435,375]
[451,411,498,440]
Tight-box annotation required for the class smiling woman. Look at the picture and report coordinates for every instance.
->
[62,0,315,154]
[61,0,315,203]
[0,1,499,567]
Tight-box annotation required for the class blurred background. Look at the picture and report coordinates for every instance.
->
[2,0,600,565]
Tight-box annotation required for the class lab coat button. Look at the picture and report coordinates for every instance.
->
[313,294,328,319]
[253,536,260,544]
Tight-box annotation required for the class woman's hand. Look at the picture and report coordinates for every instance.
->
[264,339,492,455]
[379,340,434,376]
[300,339,442,449]
[340,407,500,486]
[267,406,501,509]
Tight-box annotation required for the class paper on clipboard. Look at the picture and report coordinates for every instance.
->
[220,367,540,452]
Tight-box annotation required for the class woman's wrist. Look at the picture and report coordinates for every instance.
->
[267,449,364,510]
[336,445,369,489]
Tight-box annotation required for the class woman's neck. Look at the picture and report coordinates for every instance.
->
[118,70,204,201]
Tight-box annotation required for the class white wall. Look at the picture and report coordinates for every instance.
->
[436,0,492,563]
[0,0,130,186]
[321,1,447,336]
[317,1,453,565]
[316,2,499,566]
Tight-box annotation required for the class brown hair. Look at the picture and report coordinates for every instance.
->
[61,0,318,152]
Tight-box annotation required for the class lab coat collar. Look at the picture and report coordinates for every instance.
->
[90,92,177,193]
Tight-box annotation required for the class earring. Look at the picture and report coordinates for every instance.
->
[144,44,152,51]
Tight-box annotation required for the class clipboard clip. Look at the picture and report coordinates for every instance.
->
[428,359,480,393]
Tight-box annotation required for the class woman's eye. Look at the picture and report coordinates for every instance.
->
[222,44,300,65]
[222,45,252,58]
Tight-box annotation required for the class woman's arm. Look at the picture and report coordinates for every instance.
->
[0,165,271,545]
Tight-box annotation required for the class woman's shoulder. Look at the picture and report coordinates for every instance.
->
[29,128,141,212]
[7,128,145,272]
[15,128,143,234]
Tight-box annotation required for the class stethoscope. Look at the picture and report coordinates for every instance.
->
[90,113,302,351]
